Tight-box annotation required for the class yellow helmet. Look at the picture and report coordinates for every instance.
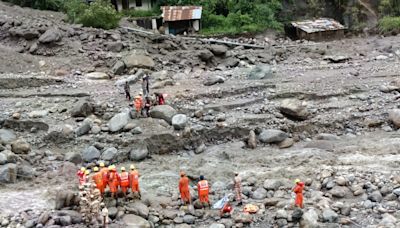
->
[121,167,126,171]
[93,167,99,172]
[85,170,90,175]
[99,162,105,167]
[108,165,113,169]
[294,179,301,184]
[130,165,136,170]
[80,167,86,172]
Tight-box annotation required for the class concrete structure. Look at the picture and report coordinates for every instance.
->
[161,6,202,35]
[285,18,346,41]
[115,0,154,11]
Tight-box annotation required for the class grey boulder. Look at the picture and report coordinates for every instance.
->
[130,143,148,161]
[149,105,177,124]
[108,111,130,132]
[102,147,118,161]
[172,114,188,130]
[81,146,100,162]
[258,129,288,143]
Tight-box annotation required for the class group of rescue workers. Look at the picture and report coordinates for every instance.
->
[77,163,305,216]
[76,162,140,200]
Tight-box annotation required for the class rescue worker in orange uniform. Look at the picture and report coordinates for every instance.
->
[134,93,143,118]
[108,165,119,199]
[197,175,210,207]
[99,162,109,191]
[179,171,191,205]
[119,167,130,198]
[92,167,105,195]
[129,165,140,198]
[77,167,86,185]
[293,179,305,208]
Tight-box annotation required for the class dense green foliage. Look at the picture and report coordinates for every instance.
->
[78,0,121,29]
[378,0,400,34]
[3,0,64,11]
[378,16,400,33]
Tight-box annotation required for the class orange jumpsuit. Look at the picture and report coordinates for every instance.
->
[134,96,143,113]
[294,182,304,208]
[119,171,130,194]
[129,170,140,193]
[179,176,191,203]
[100,168,109,188]
[197,180,210,203]
[77,171,86,185]
[92,172,105,194]
[108,170,119,194]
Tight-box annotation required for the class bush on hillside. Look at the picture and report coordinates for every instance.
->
[64,0,120,29]
[378,16,400,34]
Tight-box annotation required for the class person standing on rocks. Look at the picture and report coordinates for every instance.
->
[179,171,191,205]
[77,167,86,186]
[142,74,150,97]
[293,179,305,209]
[143,96,151,117]
[129,165,141,199]
[134,93,143,118]
[100,202,109,228]
[92,167,105,196]
[124,81,131,101]
[154,92,165,105]
[197,175,210,207]
[99,163,109,193]
[108,165,119,200]
[233,172,242,205]
[119,167,130,198]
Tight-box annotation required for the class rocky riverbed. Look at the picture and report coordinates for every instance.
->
[2,1,400,228]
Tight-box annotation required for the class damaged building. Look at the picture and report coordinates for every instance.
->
[161,6,202,35]
[285,18,346,41]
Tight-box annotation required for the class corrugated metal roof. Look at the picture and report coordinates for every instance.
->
[161,6,202,22]
[291,18,345,33]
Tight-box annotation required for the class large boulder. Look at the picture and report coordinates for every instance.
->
[17,165,35,180]
[204,75,225,86]
[112,60,126,75]
[123,54,155,69]
[130,143,148,161]
[0,129,16,144]
[198,50,214,61]
[11,139,31,154]
[149,105,177,124]
[279,99,309,120]
[247,65,274,80]
[126,201,149,219]
[28,110,48,118]
[329,186,351,198]
[108,112,130,132]
[0,153,7,165]
[300,209,319,228]
[122,214,151,228]
[172,114,188,130]
[258,129,288,143]
[322,208,338,223]
[38,28,62,43]
[81,146,100,162]
[0,163,17,183]
[210,45,228,56]
[252,187,267,199]
[75,119,92,136]
[65,152,82,165]
[263,179,283,190]
[389,109,400,128]
[70,100,94,118]
[102,147,118,161]
[85,72,109,80]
